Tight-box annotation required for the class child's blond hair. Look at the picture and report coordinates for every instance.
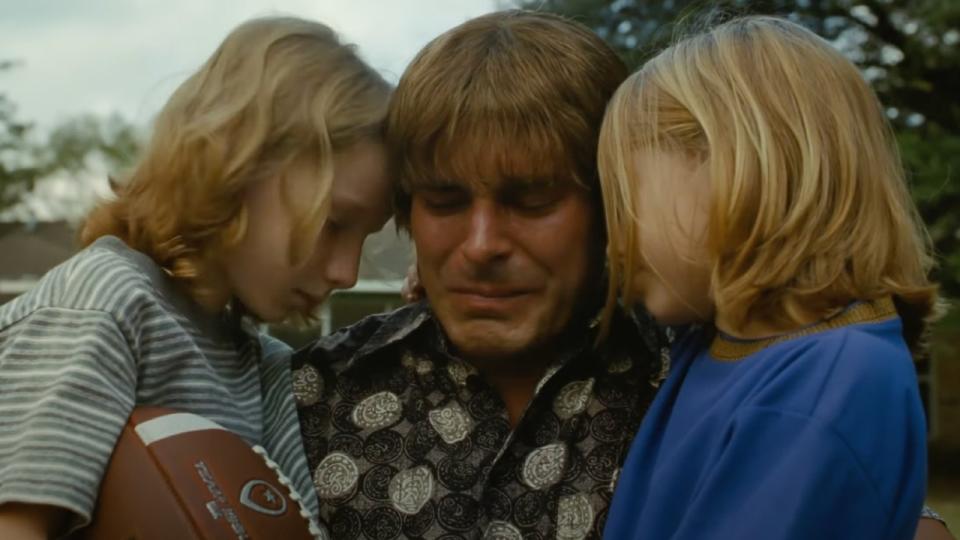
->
[82,16,391,310]
[600,15,938,350]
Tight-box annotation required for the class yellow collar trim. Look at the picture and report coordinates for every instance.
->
[709,297,897,361]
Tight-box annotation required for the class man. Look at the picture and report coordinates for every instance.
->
[291,9,951,540]
[292,11,663,539]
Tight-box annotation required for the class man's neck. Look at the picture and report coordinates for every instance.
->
[470,354,553,428]
[439,305,599,428]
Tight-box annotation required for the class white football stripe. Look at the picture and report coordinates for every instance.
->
[135,413,227,446]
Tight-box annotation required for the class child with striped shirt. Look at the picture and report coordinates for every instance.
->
[0,16,392,537]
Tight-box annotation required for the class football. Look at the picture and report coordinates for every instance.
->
[76,407,322,539]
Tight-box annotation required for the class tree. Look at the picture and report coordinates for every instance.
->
[39,113,141,178]
[0,62,42,212]
[515,0,960,297]
[0,61,141,218]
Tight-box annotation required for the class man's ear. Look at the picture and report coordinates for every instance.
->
[401,250,425,303]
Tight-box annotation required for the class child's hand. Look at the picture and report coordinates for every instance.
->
[915,517,955,540]
[401,263,424,303]
[0,502,67,540]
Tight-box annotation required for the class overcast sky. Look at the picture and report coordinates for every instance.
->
[0,0,503,220]
[2,0,501,130]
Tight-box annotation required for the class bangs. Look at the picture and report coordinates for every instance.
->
[386,10,628,226]
[394,52,598,191]
[420,120,584,189]
[402,93,596,189]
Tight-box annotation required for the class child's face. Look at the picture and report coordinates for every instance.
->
[223,141,392,322]
[628,151,714,325]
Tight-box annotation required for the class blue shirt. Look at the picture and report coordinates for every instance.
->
[604,299,926,540]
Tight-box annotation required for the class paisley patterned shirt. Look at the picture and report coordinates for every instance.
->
[292,302,667,540]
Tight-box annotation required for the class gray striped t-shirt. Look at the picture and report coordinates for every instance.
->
[0,235,317,531]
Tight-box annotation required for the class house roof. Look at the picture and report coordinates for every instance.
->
[0,219,413,283]
[0,221,78,278]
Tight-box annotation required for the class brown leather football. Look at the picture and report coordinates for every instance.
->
[76,407,321,539]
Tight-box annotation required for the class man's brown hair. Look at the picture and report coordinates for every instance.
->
[387,10,628,226]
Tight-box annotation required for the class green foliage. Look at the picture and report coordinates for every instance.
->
[900,128,960,294]
[0,87,40,211]
[0,61,141,216]
[40,113,141,176]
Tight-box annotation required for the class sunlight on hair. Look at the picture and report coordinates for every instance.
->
[80,17,391,311]
[599,15,939,350]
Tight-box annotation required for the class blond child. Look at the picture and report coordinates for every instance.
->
[0,16,392,538]
[600,16,936,540]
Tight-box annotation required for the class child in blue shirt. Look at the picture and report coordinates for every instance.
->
[597,15,938,540]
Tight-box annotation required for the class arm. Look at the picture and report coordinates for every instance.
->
[0,307,137,533]
[0,503,67,539]
[916,517,955,540]
[672,407,926,540]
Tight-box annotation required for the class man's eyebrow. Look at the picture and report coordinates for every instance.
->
[499,175,565,192]
[410,178,464,190]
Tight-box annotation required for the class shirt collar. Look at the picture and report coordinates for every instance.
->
[330,300,649,375]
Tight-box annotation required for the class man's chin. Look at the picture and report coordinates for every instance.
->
[445,320,537,363]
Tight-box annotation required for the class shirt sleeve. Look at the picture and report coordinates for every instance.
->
[921,505,947,526]
[0,306,137,531]
[258,333,321,518]
[672,406,926,540]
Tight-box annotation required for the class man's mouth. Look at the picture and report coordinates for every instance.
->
[447,285,534,314]
[448,286,529,298]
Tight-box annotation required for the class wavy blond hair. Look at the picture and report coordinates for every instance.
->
[81,16,390,311]
[600,16,939,350]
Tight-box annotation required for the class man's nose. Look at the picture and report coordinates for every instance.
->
[461,200,512,264]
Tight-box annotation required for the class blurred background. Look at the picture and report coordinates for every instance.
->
[1,0,956,525]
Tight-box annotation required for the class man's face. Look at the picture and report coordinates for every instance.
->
[410,172,599,363]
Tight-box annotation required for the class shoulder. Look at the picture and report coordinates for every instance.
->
[1,237,157,328]
[791,317,915,397]
[50,236,164,311]
[707,318,925,527]
[0,237,210,358]
[745,317,924,456]
[740,315,913,389]
[808,319,921,424]
[292,302,432,372]
[260,332,293,364]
